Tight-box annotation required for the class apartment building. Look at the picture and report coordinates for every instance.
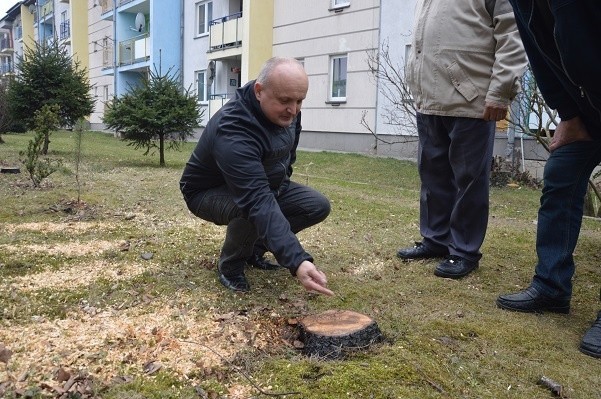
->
[182,0,273,126]
[0,1,89,91]
[274,0,393,156]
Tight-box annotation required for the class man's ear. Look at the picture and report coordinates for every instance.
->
[254,82,263,101]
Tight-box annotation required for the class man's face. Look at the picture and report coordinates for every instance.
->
[254,67,308,128]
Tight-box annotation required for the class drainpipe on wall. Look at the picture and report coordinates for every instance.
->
[180,0,184,88]
[112,0,117,98]
[373,1,382,154]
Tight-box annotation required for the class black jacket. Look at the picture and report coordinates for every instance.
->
[509,0,601,137]
[180,81,311,273]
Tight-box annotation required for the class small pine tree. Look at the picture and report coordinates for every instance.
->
[0,79,13,143]
[7,41,94,153]
[21,104,62,187]
[73,119,86,203]
[103,67,202,167]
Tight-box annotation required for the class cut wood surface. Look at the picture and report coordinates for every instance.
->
[299,310,383,359]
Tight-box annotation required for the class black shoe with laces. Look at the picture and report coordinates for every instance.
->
[218,271,250,292]
[396,242,448,260]
[246,254,280,270]
[434,255,478,279]
[580,311,601,358]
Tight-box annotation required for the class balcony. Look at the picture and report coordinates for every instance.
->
[118,32,149,66]
[0,63,13,75]
[40,0,54,19]
[59,21,70,41]
[102,45,114,69]
[99,0,114,14]
[208,12,243,53]
[0,36,12,53]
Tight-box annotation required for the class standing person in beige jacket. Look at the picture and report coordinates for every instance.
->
[397,0,527,278]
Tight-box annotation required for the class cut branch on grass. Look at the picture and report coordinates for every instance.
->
[537,375,568,398]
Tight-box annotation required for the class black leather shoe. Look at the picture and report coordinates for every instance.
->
[397,242,448,260]
[218,271,250,292]
[579,311,601,358]
[434,255,478,278]
[246,254,280,270]
[496,286,570,314]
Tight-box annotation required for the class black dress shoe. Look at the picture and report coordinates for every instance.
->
[246,254,280,270]
[397,242,448,260]
[579,311,601,358]
[496,286,570,314]
[218,271,250,292]
[434,255,478,279]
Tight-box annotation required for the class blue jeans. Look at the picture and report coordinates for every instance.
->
[532,140,601,298]
[184,181,330,275]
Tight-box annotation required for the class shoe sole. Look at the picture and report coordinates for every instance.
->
[433,266,478,279]
[396,254,448,261]
[579,345,601,358]
[218,274,250,292]
[496,300,570,314]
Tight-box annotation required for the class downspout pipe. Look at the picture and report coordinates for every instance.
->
[112,0,117,98]
[180,0,184,88]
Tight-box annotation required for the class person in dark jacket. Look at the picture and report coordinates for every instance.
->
[496,1,601,358]
[180,57,333,295]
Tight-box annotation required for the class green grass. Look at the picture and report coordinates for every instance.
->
[1,130,600,398]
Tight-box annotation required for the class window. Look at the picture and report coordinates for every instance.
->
[404,44,411,66]
[196,70,211,102]
[329,55,347,101]
[196,1,213,36]
[331,0,350,10]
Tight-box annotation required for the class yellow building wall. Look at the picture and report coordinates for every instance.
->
[70,0,89,71]
[241,0,273,83]
[20,3,35,58]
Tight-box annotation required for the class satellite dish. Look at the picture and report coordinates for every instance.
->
[135,13,146,32]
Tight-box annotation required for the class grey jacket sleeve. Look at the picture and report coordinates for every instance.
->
[486,0,528,104]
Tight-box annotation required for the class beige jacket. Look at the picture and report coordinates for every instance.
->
[406,0,527,119]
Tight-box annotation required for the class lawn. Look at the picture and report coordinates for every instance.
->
[0,130,600,399]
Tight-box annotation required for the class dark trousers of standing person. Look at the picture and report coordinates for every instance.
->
[184,181,330,276]
[531,140,601,299]
[417,113,495,263]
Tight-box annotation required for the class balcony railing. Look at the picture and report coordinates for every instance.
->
[102,45,114,68]
[0,37,12,52]
[60,21,70,41]
[0,63,13,75]
[209,12,243,51]
[118,33,150,66]
[40,0,54,19]
[99,0,114,14]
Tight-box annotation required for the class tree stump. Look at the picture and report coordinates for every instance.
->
[298,310,383,359]
[0,167,20,174]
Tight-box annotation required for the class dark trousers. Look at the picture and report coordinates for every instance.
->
[417,113,495,262]
[185,181,330,275]
[533,140,601,298]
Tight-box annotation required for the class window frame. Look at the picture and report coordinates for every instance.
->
[328,54,348,103]
[330,0,350,11]
[195,69,211,104]
[196,1,213,37]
